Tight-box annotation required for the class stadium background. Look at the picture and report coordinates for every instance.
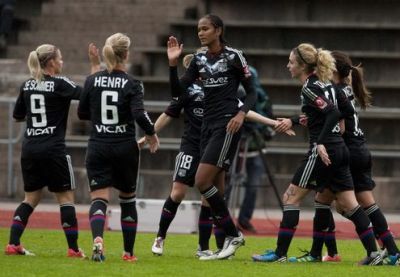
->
[0,0,399,212]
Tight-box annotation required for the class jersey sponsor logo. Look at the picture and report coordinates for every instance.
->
[193,108,204,117]
[95,124,127,134]
[203,77,228,87]
[94,76,129,89]
[26,126,56,136]
[23,80,55,92]
[314,97,328,109]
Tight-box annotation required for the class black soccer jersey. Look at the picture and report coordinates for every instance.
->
[170,46,256,122]
[78,69,155,143]
[335,83,366,146]
[165,80,204,148]
[300,74,342,145]
[13,75,81,157]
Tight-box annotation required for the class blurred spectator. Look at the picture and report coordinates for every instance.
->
[230,66,274,233]
[0,0,16,50]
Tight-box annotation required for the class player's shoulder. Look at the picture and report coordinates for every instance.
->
[53,75,77,88]
[224,46,245,58]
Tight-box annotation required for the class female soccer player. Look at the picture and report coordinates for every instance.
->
[167,14,257,259]
[252,43,382,265]
[78,33,159,262]
[5,44,95,257]
[319,51,400,265]
[147,54,292,258]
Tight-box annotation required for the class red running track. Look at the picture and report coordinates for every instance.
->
[1,210,399,239]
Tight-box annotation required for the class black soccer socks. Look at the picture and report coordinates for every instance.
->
[60,203,79,251]
[120,196,138,255]
[198,205,213,250]
[157,196,180,239]
[89,198,108,239]
[201,186,238,237]
[310,202,331,258]
[365,203,399,255]
[276,205,300,257]
[9,202,34,245]
[344,205,377,255]
[324,209,338,257]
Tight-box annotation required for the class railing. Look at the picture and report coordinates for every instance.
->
[0,97,25,197]
[3,97,400,198]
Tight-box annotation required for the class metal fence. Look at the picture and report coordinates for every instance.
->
[0,96,24,197]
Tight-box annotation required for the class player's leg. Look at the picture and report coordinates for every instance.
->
[50,154,85,258]
[252,147,320,263]
[336,190,382,265]
[152,182,188,255]
[6,157,43,256]
[5,190,41,256]
[357,191,400,265]
[89,188,109,262]
[197,123,244,260]
[55,190,85,258]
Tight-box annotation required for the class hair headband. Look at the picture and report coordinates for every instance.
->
[296,47,316,67]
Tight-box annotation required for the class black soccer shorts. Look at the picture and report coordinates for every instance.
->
[348,144,376,192]
[21,154,75,193]
[86,140,139,193]
[292,142,354,192]
[200,119,241,171]
[172,149,200,187]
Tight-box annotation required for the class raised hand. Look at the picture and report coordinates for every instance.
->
[88,43,101,73]
[167,36,183,66]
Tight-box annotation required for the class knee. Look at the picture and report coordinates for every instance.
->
[170,190,185,202]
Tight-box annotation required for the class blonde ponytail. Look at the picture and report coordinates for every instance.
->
[102,33,130,72]
[315,48,336,83]
[294,43,335,83]
[27,44,58,82]
[27,51,42,82]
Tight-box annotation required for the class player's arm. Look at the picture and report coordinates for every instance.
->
[303,85,340,165]
[138,113,173,148]
[13,85,26,122]
[227,52,256,134]
[246,111,295,136]
[168,36,198,97]
[77,78,91,120]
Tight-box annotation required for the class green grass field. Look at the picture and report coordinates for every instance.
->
[0,228,397,276]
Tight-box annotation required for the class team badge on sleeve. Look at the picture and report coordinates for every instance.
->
[314,96,328,109]
[243,65,251,78]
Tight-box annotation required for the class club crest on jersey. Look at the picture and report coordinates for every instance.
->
[178,169,187,177]
[314,96,327,109]
[197,56,228,75]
